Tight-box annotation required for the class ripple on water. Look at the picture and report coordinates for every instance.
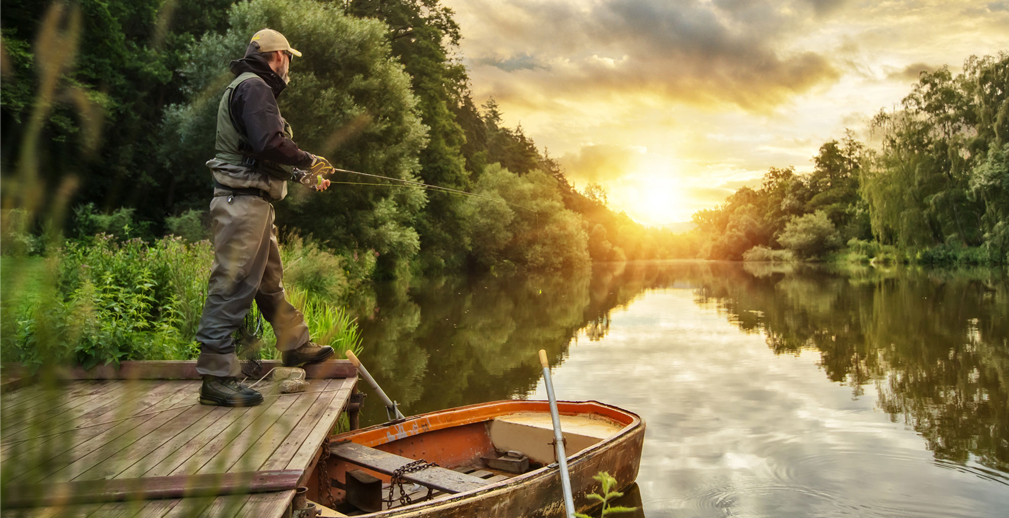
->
[673,446,1002,518]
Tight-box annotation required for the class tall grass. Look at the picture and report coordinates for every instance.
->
[2,233,364,369]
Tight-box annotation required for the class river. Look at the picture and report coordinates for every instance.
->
[350,261,1009,517]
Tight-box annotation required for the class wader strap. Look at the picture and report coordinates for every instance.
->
[213,179,269,200]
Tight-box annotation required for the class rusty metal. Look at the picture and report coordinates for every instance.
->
[347,390,366,430]
[318,439,338,510]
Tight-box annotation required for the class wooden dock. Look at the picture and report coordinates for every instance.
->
[0,360,358,517]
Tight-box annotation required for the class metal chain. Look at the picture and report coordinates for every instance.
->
[318,442,338,510]
[385,459,439,507]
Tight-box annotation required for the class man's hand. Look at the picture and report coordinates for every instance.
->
[292,168,331,191]
[309,154,336,177]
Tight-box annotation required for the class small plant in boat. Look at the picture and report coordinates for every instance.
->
[575,471,637,517]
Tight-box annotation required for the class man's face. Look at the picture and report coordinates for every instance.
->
[278,51,291,84]
[269,51,292,84]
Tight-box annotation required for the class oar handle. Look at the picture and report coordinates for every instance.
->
[345,349,361,368]
[345,350,405,420]
[539,349,550,368]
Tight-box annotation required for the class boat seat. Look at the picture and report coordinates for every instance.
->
[330,442,487,494]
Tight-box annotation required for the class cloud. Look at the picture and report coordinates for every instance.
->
[452,0,841,111]
[887,62,942,82]
[558,145,641,184]
[476,53,547,72]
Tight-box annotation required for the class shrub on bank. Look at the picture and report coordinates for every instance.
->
[742,246,794,262]
[1,233,363,370]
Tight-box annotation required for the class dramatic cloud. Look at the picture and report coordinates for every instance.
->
[444,0,1009,224]
[452,0,842,111]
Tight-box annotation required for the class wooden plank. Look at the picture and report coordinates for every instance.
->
[330,442,487,494]
[3,382,199,484]
[231,490,296,518]
[260,379,343,470]
[159,496,216,518]
[71,401,220,482]
[1,360,356,381]
[2,381,179,448]
[89,498,180,518]
[227,380,333,473]
[284,378,356,472]
[112,405,227,480]
[3,470,302,508]
[190,390,303,475]
[23,385,199,484]
[141,393,282,477]
[1,382,125,443]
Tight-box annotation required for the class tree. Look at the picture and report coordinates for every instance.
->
[777,211,842,260]
[460,164,590,272]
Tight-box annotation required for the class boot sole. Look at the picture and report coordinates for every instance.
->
[282,348,336,367]
[199,396,264,407]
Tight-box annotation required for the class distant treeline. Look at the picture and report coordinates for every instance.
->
[694,52,1009,266]
[1,0,693,279]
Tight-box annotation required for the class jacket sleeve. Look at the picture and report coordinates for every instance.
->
[232,79,314,169]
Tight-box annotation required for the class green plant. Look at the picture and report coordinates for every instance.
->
[574,472,637,518]
[164,209,209,243]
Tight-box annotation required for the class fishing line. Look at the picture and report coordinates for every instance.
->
[326,167,535,212]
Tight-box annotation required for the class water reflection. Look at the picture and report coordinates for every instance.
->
[351,261,1009,516]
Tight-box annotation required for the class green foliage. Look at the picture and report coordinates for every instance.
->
[2,235,213,369]
[742,245,794,262]
[460,164,590,272]
[280,234,367,303]
[863,53,1008,260]
[777,211,843,260]
[574,471,637,518]
[73,203,153,242]
[164,209,208,243]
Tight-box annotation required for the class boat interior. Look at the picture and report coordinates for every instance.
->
[319,401,635,516]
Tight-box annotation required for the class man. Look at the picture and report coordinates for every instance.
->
[195,29,337,407]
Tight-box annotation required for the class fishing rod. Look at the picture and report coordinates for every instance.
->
[297,166,535,212]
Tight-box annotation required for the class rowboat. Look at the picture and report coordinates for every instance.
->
[309,399,645,517]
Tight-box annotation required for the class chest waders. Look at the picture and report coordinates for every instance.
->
[195,73,310,379]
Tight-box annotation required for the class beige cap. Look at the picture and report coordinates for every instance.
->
[250,29,302,57]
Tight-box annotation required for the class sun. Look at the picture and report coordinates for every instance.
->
[607,154,690,226]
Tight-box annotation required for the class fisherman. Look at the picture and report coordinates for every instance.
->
[195,29,337,407]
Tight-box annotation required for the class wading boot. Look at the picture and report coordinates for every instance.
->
[200,376,264,407]
[282,341,335,367]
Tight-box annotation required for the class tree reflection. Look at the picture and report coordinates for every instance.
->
[694,265,1009,473]
[350,262,1008,474]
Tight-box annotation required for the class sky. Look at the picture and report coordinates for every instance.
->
[442,0,1009,227]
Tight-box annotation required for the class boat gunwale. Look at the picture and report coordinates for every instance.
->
[328,399,644,516]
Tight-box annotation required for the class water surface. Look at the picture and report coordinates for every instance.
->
[351,261,1009,517]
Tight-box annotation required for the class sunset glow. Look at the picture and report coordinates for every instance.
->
[444,0,1009,227]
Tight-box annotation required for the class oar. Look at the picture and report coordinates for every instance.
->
[345,350,406,421]
[539,349,575,518]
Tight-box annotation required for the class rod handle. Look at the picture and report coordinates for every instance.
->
[345,349,361,367]
[539,349,549,369]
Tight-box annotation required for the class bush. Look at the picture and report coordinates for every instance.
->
[742,245,794,262]
[73,204,153,242]
[165,209,208,243]
[777,211,842,260]
[3,235,213,368]
[0,209,44,256]
[281,235,350,303]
